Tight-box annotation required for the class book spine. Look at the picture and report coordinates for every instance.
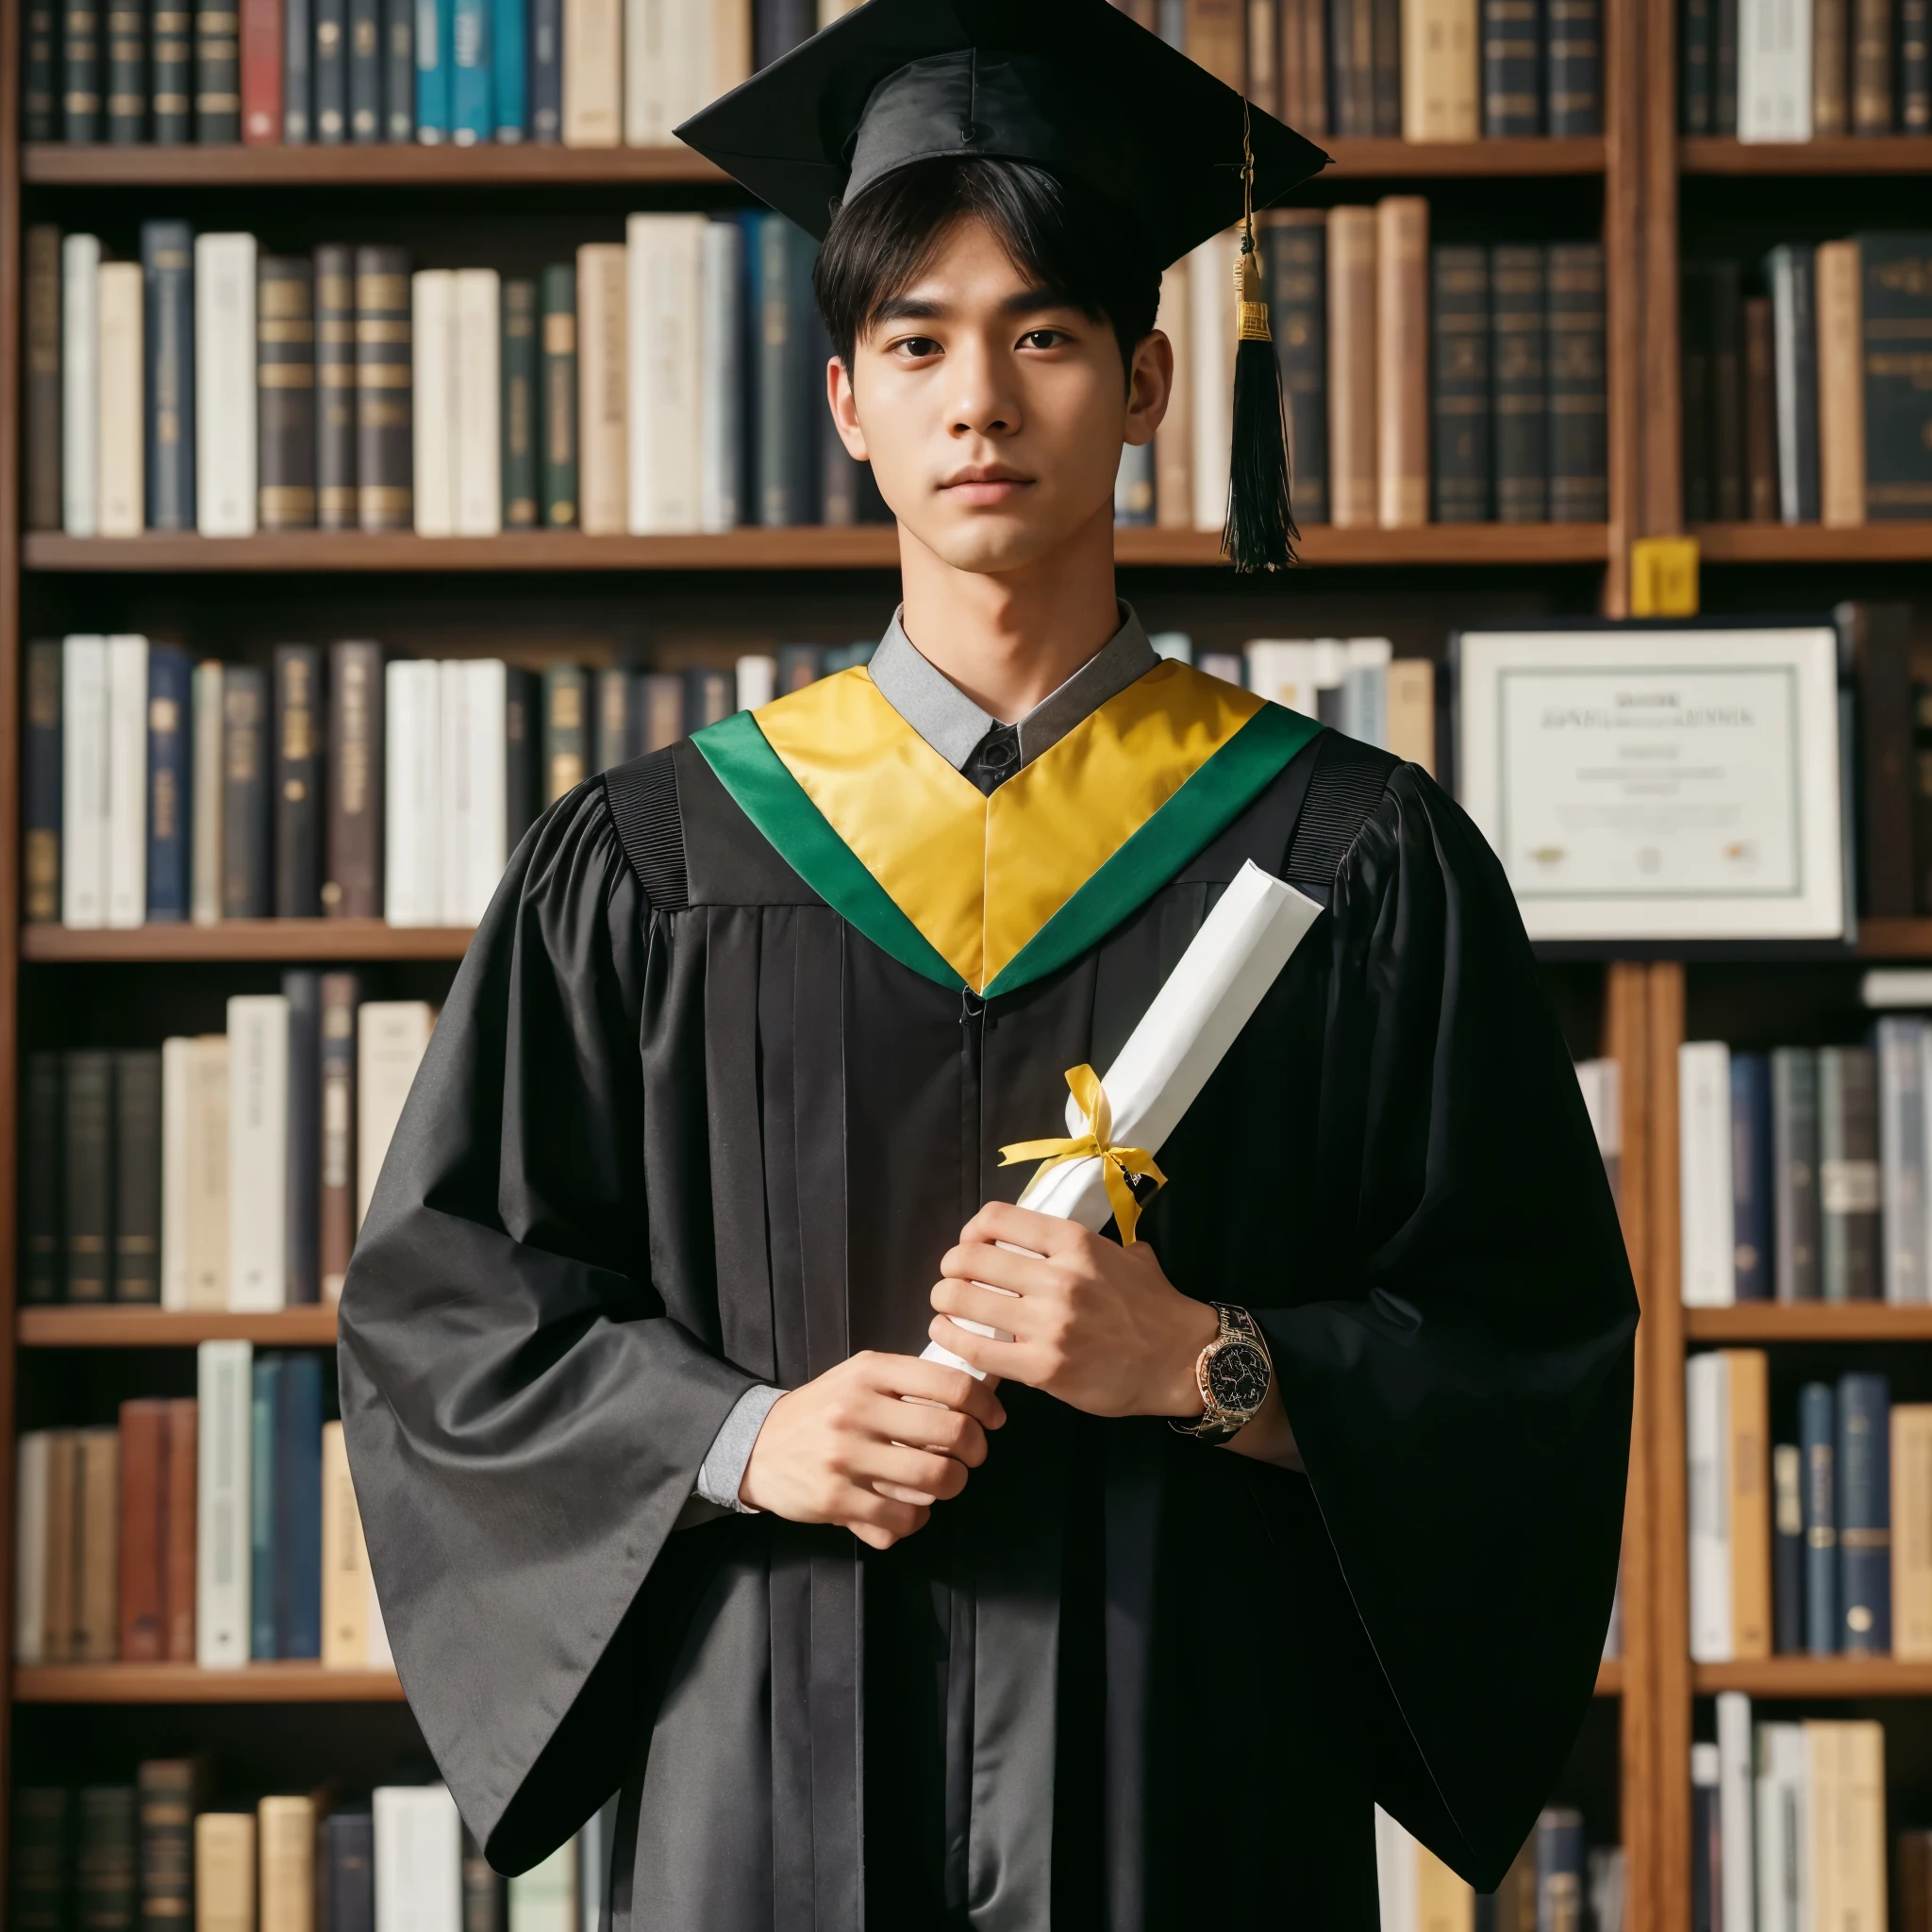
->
[1904,0,1931,125]
[1772,1046,1822,1301]
[152,0,192,135]
[142,220,196,532]
[1375,197,1428,529]
[541,666,587,803]
[42,1431,78,1656]
[190,660,224,924]
[10,1789,68,1923]
[258,256,317,529]
[455,267,502,533]
[1709,258,1745,521]
[1814,0,1850,125]
[1851,0,1892,126]
[1154,262,1193,528]
[1492,242,1548,521]
[357,1003,433,1226]
[1859,233,1932,520]
[64,1051,114,1303]
[356,245,412,529]
[1327,207,1378,528]
[63,235,101,537]
[113,1048,162,1303]
[1189,231,1236,535]
[314,0,344,133]
[1725,1351,1773,1657]
[1328,0,1373,132]
[593,666,628,775]
[414,0,446,137]
[350,0,380,135]
[219,667,270,917]
[755,215,815,529]
[1431,244,1491,523]
[25,229,62,533]
[1774,1441,1805,1651]
[384,0,413,135]
[450,0,488,139]
[1894,1407,1932,1658]
[272,645,322,916]
[1847,599,1916,915]
[1838,1372,1891,1652]
[97,264,145,537]
[138,1761,198,1925]
[324,640,384,916]
[685,666,733,732]
[441,658,505,924]
[195,1816,256,1931]
[1684,0,1715,127]
[501,278,538,527]
[250,1355,280,1656]
[505,666,538,847]
[319,973,359,1297]
[194,0,241,135]
[1400,0,1478,137]
[1715,1695,1755,1932]
[1372,0,1401,130]
[106,635,149,928]
[25,641,62,924]
[195,232,258,535]
[118,1400,168,1657]
[641,672,682,753]
[1685,263,1716,523]
[1731,1052,1773,1300]
[1820,1045,1882,1300]
[560,0,617,142]
[276,1356,324,1655]
[26,0,59,136]
[161,1038,190,1307]
[227,994,290,1309]
[25,1056,63,1302]
[491,0,521,134]
[314,244,358,525]
[325,1813,376,1932]
[410,269,454,533]
[1547,241,1607,522]
[1717,0,1740,127]
[65,0,103,137]
[240,0,279,138]
[1545,0,1599,130]
[1767,243,1821,523]
[1482,0,1541,132]
[108,0,148,141]
[529,0,558,136]
[1817,238,1866,526]
[1681,1040,1737,1306]
[1743,292,1777,520]
[76,1790,137,1925]
[260,1798,318,1932]
[576,243,627,533]
[627,215,704,533]
[1249,0,1281,113]
[284,0,310,135]
[1267,212,1327,526]
[538,261,577,526]
[700,219,745,533]
[1687,1351,1733,1658]
[62,635,108,928]
[382,660,441,924]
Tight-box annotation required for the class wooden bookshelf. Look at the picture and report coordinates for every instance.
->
[22,919,473,962]
[1692,522,1932,563]
[1685,1306,1932,1342]
[1854,918,1932,959]
[1693,1659,1932,1697]
[14,1663,404,1702]
[18,1307,339,1346]
[1680,135,1932,174]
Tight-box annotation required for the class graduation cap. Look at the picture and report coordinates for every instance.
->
[675,0,1331,572]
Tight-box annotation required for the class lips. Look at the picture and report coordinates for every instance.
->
[940,467,1033,505]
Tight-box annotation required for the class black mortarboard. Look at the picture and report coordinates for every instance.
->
[676,0,1331,571]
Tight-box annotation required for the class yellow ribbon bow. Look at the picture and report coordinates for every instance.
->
[998,1064,1168,1245]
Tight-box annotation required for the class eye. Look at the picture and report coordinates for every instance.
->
[1018,328,1073,351]
[890,335,942,361]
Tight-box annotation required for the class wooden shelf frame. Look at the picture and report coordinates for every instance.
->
[18,1307,340,1346]
[1685,1305,1932,1341]
[22,919,474,962]
[1692,1659,1932,1696]
[1680,135,1932,175]
[15,1663,403,1702]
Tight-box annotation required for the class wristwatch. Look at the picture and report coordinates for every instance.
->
[1169,1303,1274,1446]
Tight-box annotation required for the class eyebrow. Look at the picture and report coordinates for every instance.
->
[869,286,1075,327]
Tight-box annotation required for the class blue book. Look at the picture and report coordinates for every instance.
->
[1730,1052,1773,1300]
[449,0,490,142]
[141,222,195,532]
[284,0,312,138]
[527,0,558,140]
[383,0,413,137]
[250,1355,284,1659]
[489,0,522,138]
[275,1354,325,1658]
[314,0,347,139]
[1800,1380,1836,1654]
[414,0,448,139]
[752,214,819,527]
[144,645,192,921]
[1837,1372,1891,1655]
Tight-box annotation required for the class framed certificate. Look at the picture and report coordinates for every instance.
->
[1454,623,1846,941]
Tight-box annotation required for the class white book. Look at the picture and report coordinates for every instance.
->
[1343,636,1392,746]
[1878,1015,1927,1302]
[95,262,144,537]
[226,994,290,1311]
[455,270,503,536]
[13,1431,50,1665]
[358,1003,437,1228]
[1374,1806,1418,1932]
[105,634,149,928]
[1689,1350,1735,1662]
[1680,1041,1738,1306]
[625,0,681,143]
[700,218,745,531]
[61,234,101,537]
[440,659,508,925]
[1189,227,1238,533]
[735,655,776,713]
[192,660,225,925]
[185,1034,231,1308]
[385,660,443,925]
[194,233,259,537]
[1244,641,1324,719]
[1589,1849,1626,1932]
[1718,1690,1755,1932]
[61,636,109,927]
[626,214,708,534]
[1738,0,1813,141]
[508,1839,577,1932]
[1755,1721,1807,1932]
[196,1338,254,1666]
[1576,1057,1624,1206]
[373,1785,462,1932]
[411,271,458,537]
[577,1799,618,1932]
[160,1036,194,1308]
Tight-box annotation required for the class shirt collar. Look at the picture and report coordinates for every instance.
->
[867,604,1160,773]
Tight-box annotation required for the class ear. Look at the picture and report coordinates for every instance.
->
[1124,329,1174,450]
[825,356,870,461]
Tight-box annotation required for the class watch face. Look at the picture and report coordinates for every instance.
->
[1208,1341,1271,1416]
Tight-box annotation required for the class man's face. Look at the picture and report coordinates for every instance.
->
[827,214,1170,575]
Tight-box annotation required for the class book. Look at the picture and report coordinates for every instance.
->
[1806,1722,1888,1927]
[62,235,100,537]
[1682,1041,1737,1306]
[1801,1379,1839,1651]
[560,0,619,142]
[118,1400,168,1658]
[15,1436,52,1661]
[1739,0,1814,135]
[1894,1404,1932,1658]
[325,639,385,916]
[1264,211,1326,527]
[1492,242,1548,521]
[736,655,777,714]
[1743,292,1777,520]
[1728,1349,1772,1657]
[25,642,61,926]
[352,0,382,137]
[441,658,508,924]
[1690,1351,1735,1659]
[385,0,413,135]
[114,1048,162,1301]
[1330,0,1374,132]
[1546,0,1600,130]
[502,277,539,527]
[1859,232,1932,521]
[1715,1693,1753,1932]
[640,673,683,753]
[1837,1371,1891,1651]
[196,1815,256,1930]
[594,666,629,774]
[316,245,358,528]
[357,246,413,529]
[700,218,745,532]
[1817,238,1866,527]
[685,667,734,732]
[142,220,197,531]
[462,1827,505,1932]
[97,261,145,537]
[24,1055,62,1301]
[1248,0,1280,112]
[539,263,578,525]
[625,214,708,534]
[357,1003,435,1226]
[1767,241,1822,524]
[1877,1014,1927,1301]
[320,973,360,1299]
[42,1431,79,1658]
[1482,0,1541,130]
[753,213,820,528]
[287,0,311,136]
[455,268,503,533]
[507,667,539,846]
[1547,242,1607,520]
[1851,0,1891,126]
[195,0,242,134]
[316,0,347,131]
[414,0,446,137]
[64,1050,115,1303]
[153,0,193,135]
[137,1762,199,1932]
[1819,1044,1880,1300]
[1403,0,1478,135]
[530,0,558,138]
[274,1352,324,1656]
[106,635,149,928]
[284,969,322,1304]
[1815,0,1849,125]
[75,1426,120,1660]
[1906,0,1931,125]
[12,1789,69,1932]
[1731,1052,1773,1300]
[1375,197,1428,528]
[62,637,108,927]
[542,666,588,802]
[274,645,324,915]
[25,228,62,533]
[325,1813,376,1932]
[1327,206,1378,528]
[384,658,441,924]
[1774,1441,1805,1651]
[1718,0,1741,128]
[241,0,281,138]
[260,1797,317,1932]
[146,644,192,920]
[77,1790,138,1932]
[65,0,103,136]
[221,664,270,917]
[508,1839,576,1932]
[373,1789,462,1932]
[25,0,58,137]
[181,1034,230,1307]
[1431,244,1490,522]
[1771,1047,1821,1302]
[258,255,318,530]
[197,1338,253,1664]
[576,243,627,533]
[164,1399,196,1657]
[322,1419,377,1664]
[1190,225,1237,530]
[1154,262,1194,528]
[227,992,291,1311]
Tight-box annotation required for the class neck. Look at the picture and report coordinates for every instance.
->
[893,501,1122,724]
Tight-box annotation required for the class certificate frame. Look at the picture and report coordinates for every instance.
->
[1452,621,1846,942]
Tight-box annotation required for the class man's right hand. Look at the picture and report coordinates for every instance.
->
[738,1352,1006,1550]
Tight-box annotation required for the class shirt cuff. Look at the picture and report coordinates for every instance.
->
[694,1383,786,1513]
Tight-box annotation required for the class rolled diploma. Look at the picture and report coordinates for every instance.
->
[924,859,1325,1377]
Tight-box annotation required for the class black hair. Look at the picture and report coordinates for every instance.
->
[812,156,1162,376]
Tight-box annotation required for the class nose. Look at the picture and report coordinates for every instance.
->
[946,332,1020,441]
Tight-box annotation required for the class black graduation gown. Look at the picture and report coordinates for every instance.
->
[337,728,1638,1932]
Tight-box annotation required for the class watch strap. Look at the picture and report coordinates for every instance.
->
[1168,1302,1272,1443]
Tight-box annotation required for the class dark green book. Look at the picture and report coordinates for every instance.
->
[142,220,196,532]
[193,0,239,139]
[1545,0,1600,131]
[1859,231,1932,521]
[1483,0,1541,134]
[539,263,578,528]
[107,0,147,140]
[112,1049,161,1303]
[1772,1047,1821,1302]
[149,0,191,137]
[25,0,58,136]
[1546,242,1607,522]
[76,1787,138,1932]
[1491,242,1547,522]
[64,1051,114,1305]
[63,0,102,139]
[1431,245,1491,523]
[315,244,358,529]
[221,664,271,919]
[541,667,588,807]
[12,1787,71,1932]
[1268,212,1327,525]
[502,277,539,529]
[25,1053,63,1304]
[137,1761,200,1932]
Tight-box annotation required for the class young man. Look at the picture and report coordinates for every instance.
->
[340,6,1637,1927]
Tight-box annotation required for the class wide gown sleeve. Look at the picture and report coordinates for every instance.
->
[337,783,762,1871]
[1262,763,1639,1890]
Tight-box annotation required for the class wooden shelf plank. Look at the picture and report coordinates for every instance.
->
[1693,521,1932,562]
[1693,1658,1932,1695]
[1597,1658,1624,1695]
[22,138,1604,188]
[1681,135,1932,174]
[1685,1304,1932,1341]
[15,1663,402,1702]
[19,1307,339,1346]
[1853,918,1932,959]
[21,525,1610,573]
[22,919,472,962]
